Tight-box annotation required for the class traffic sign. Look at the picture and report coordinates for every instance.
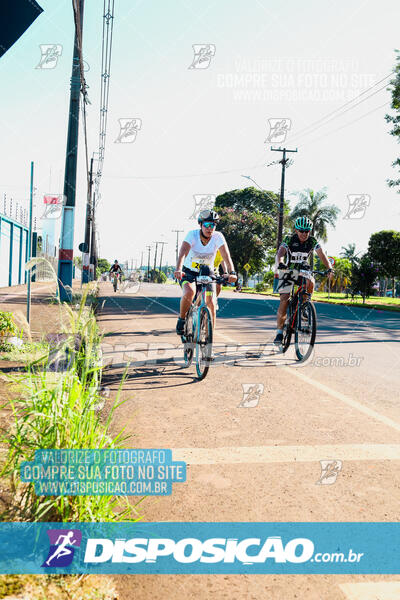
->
[328,256,335,266]
[243,263,251,272]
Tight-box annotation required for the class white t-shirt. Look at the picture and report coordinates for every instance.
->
[183,229,226,272]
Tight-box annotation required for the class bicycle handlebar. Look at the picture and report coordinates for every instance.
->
[195,273,234,286]
[278,265,332,277]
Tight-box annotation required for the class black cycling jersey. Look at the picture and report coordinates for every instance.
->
[110,264,122,273]
[280,233,321,266]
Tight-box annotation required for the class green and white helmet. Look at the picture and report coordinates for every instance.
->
[294,216,313,231]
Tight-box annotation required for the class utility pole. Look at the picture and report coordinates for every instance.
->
[146,245,151,281]
[82,156,93,283]
[58,0,84,301]
[172,229,184,265]
[159,241,167,272]
[90,192,97,279]
[153,241,160,271]
[271,146,297,250]
[140,251,143,269]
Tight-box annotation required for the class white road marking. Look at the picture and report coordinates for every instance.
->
[213,326,400,435]
[173,444,400,464]
[339,582,400,600]
[128,288,400,436]
[283,367,400,434]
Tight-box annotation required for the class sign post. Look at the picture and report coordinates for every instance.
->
[26,161,34,323]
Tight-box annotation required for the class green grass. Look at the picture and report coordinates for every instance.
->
[0,341,50,364]
[0,287,141,523]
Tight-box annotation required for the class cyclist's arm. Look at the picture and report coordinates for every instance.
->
[176,241,191,271]
[218,244,236,279]
[315,247,332,271]
[276,245,287,262]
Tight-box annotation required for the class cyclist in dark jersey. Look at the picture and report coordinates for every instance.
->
[109,260,123,281]
[273,216,333,345]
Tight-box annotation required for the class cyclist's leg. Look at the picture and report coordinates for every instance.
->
[180,281,195,319]
[205,287,216,329]
[306,278,314,295]
[277,293,290,329]
[176,280,195,335]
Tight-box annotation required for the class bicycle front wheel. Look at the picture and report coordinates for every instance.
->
[281,301,294,353]
[195,306,213,380]
[183,308,194,367]
[295,300,316,361]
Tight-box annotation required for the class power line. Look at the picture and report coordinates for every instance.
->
[290,72,393,144]
[299,101,389,149]
[94,0,115,197]
[100,74,393,182]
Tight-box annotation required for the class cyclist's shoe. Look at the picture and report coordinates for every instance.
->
[273,332,283,345]
[176,317,185,335]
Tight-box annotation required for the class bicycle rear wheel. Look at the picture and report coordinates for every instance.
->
[195,306,213,380]
[295,300,316,361]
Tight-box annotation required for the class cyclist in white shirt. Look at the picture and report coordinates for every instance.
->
[174,209,237,335]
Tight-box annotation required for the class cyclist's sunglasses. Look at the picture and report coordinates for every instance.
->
[202,221,216,228]
[296,228,311,233]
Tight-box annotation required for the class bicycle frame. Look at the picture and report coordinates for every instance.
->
[190,275,215,340]
[287,274,310,330]
[182,272,228,378]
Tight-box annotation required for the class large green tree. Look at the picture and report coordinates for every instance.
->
[386,50,400,193]
[97,258,111,273]
[215,186,290,241]
[368,230,400,291]
[351,254,380,304]
[215,186,280,215]
[217,207,275,285]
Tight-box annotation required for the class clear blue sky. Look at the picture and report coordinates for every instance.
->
[1,0,399,266]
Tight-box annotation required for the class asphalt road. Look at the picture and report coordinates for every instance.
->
[97,281,400,600]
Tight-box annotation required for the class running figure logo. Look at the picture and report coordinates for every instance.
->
[343,195,371,219]
[266,118,291,143]
[316,460,342,485]
[189,194,216,219]
[115,118,142,143]
[238,383,264,408]
[36,44,63,69]
[188,44,216,69]
[42,529,82,567]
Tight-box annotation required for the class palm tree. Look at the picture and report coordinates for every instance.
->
[320,258,352,293]
[290,188,340,241]
[290,188,340,267]
[340,243,360,265]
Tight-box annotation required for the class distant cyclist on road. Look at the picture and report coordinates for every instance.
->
[109,260,123,282]
[273,216,333,345]
[174,209,237,335]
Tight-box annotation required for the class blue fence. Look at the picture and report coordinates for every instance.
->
[0,214,29,288]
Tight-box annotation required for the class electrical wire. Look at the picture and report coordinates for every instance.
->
[290,78,393,145]
[94,0,115,197]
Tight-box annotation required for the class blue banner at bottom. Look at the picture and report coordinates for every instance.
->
[0,522,399,574]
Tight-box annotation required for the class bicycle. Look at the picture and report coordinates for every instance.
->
[278,264,329,361]
[181,270,229,380]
